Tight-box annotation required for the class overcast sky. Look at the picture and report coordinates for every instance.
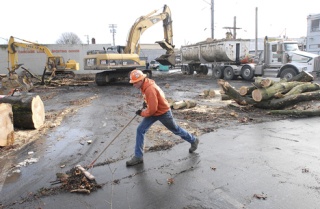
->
[0,0,318,48]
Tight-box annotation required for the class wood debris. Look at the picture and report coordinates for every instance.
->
[51,166,102,194]
[253,193,267,200]
[167,178,174,185]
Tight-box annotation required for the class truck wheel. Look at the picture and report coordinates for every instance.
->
[212,67,223,79]
[223,66,236,80]
[241,66,254,81]
[186,66,194,75]
[181,65,187,74]
[200,65,209,75]
[280,68,297,80]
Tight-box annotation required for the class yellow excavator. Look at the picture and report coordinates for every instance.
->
[7,36,79,77]
[0,36,80,94]
[83,4,176,86]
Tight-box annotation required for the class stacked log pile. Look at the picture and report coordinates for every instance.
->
[218,71,320,116]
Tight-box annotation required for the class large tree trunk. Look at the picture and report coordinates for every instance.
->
[284,83,320,96]
[0,103,14,146]
[268,109,320,117]
[0,94,45,129]
[239,86,256,96]
[251,82,302,102]
[254,90,320,109]
[218,79,256,105]
[288,70,314,82]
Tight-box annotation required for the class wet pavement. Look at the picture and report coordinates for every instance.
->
[1,116,320,208]
[1,71,320,209]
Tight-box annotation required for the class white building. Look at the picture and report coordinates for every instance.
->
[306,13,320,55]
[0,43,166,75]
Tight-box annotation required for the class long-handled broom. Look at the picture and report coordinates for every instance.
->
[76,114,138,180]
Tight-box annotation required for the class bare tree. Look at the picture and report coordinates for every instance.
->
[56,32,83,44]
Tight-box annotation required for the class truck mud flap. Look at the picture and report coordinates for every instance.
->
[155,53,176,66]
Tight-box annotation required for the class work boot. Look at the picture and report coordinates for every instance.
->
[126,156,143,166]
[189,138,199,153]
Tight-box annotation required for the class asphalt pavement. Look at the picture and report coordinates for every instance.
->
[1,116,320,209]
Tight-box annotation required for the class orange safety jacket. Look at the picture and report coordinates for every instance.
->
[140,78,170,117]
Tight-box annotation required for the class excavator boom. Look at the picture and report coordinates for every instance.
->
[124,4,175,66]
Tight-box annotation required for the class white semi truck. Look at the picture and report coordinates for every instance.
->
[180,37,320,80]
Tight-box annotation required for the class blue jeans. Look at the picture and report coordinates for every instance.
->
[135,109,196,158]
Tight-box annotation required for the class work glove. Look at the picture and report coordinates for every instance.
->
[142,102,147,108]
[136,110,142,116]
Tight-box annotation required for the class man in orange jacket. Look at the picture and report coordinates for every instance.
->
[126,69,199,166]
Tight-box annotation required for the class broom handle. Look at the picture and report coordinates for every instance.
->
[87,114,138,168]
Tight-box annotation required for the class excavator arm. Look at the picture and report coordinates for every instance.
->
[8,36,57,74]
[124,5,175,66]
[7,36,79,74]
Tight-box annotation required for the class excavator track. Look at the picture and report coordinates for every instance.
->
[95,69,152,86]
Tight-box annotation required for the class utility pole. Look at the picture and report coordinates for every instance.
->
[255,7,258,57]
[211,0,214,39]
[84,35,89,44]
[109,24,117,46]
[223,16,241,39]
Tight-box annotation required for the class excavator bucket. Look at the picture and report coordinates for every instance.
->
[155,53,176,66]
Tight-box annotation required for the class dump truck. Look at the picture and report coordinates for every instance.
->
[180,36,320,80]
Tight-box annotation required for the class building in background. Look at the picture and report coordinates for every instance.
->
[0,43,166,75]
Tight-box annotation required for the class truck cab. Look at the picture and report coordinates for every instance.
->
[259,39,320,79]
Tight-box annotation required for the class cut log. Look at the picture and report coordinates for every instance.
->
[251,82,302,102]
[268,109,320,117]
[221,94,231,100]
[0,103,14,146]
[167,98,175,108]
[288,70,314,82]
[173,100,187,110]
[253,77,263,88]
[185,100,197,108]
[260,78,275,88]
[70,189,90,194]
[203,90,209,97]
[255,90,320,109]
[239,86,256,96]
[218,79,256,105]
[208,89,216,97]
[0,94,45,129]
[284,83,320,96]
[201,89,215,97]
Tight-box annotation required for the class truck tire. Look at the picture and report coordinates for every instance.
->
[241,66,254,81]
[200,65,209,75]
[186,66,194,75]
[212,67,224,79]
[223,66,236,80]
[181,65,187,74]
[279,68,297,80]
